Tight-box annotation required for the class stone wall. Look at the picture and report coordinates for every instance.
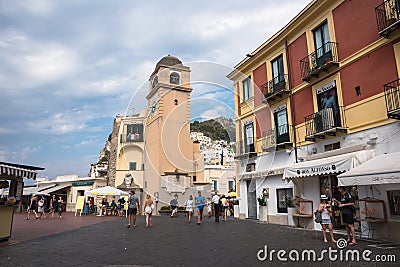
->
[107,117,121,187]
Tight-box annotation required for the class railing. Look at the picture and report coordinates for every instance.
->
[262,124,292,151]
[305,106,346,138]
[300,42,338,80]
[384,78,400,118]
[236,138,255,156]
[120,133,144,143]
[267,74,289,95]
[376,0,400,36]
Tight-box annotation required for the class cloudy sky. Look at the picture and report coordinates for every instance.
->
[0,0,310,179]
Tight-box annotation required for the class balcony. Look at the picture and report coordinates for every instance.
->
[261,74,290,104]
[384,78,400,119]
[304,106,347,142]
[300,42,339,83]
[376,0,400,38]
[235,138,256,159]
[262,124,293,152]
[120,133,144,143]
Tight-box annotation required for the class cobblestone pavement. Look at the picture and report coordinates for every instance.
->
[1,214,399,267]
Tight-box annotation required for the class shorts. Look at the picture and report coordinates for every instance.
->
[117,206,123,211]
[171,205,177,210]
[197,205,204,211]
[321,219,331,225]
[127,208,137,215]
[342,213,354,224]
[145,206,152,214]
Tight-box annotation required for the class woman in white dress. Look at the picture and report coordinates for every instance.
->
[143,194,154,228]
[184,195,193,223]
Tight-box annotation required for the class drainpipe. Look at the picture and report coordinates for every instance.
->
[285,40,298,164]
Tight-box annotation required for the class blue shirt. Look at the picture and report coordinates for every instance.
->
[195,196,205,208]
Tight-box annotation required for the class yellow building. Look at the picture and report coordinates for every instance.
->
[228,0,400,241]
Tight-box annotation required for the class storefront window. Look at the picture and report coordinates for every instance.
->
[276,188,293,213]
[387,190,400,216]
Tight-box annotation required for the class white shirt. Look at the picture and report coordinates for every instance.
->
[212,195,220,204]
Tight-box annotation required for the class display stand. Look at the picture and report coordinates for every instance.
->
[292,198,313,228]
[74,196,85,216]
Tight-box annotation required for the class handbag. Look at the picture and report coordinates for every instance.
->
[314,210,322,223]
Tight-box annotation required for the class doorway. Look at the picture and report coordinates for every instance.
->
[247,180,257,219]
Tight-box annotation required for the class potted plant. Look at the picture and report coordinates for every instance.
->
[285,196,297,226]
[257,196,268,222]
[233,199,240,219]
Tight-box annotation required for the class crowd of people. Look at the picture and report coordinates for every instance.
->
[170,191,234,224]
[25,194,64,220]
[23,191,236,230]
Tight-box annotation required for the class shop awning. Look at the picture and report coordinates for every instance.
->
[338,152,400,186]
[0,161,45,180]
[240,151,294,180]
[23,184,56,196]
[39,184,70,195]
[283,150,374,180]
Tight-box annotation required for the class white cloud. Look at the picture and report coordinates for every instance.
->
[200,105,230,120]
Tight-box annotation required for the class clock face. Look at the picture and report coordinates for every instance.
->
[150,98,157,118]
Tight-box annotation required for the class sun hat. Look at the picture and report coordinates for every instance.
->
[320,194,328,200]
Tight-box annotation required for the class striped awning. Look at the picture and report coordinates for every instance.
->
[0,162,45,180]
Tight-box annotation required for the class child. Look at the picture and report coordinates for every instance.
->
[184,195,193,223]
[206,197,212,218]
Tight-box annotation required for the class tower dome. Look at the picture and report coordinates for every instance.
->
[152,55,182,75]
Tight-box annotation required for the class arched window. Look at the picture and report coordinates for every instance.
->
[170,72,180,85]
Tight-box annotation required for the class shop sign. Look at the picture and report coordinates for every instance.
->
[316,80,336,95]
[296,164,337,176]
[72,181,94,186]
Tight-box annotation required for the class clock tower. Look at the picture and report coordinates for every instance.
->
[144,55,204,203]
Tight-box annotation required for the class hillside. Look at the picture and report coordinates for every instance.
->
[190,117,235,142]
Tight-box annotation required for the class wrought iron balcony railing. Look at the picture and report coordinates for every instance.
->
[262,124,293,152]
[384,78,400,119]
[376,0,400,37]
[261,74,290,103]
[300,42,339,82]
[304,106,347,142]
[120,133,144,143]
[235,138,256,158]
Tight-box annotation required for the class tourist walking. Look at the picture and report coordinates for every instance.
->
[184,195,194,223]
[57,196,64,219]
[143,194,154,228]
[333,186,356,245]
[212,192,220,222]
[206,197,212,219]
[117,196,126,217]
[318,195,336,243]
[48,195,57,218]
[220,195,228,222]
[170,194,178,218]
[127,191,139,228]
[195,191,205,225]
[26,194,39,220]
[37,197,45,219]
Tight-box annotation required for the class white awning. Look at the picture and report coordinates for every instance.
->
[283,150,374,179]
[338,152,400,186]
[23,184,56,196]
[39,184,70,195]
[240,151,294,180]
[0,162,44,180]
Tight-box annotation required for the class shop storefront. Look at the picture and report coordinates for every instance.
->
[283,150,373,230]
[0,162,44,242]
[338,152,400,242]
